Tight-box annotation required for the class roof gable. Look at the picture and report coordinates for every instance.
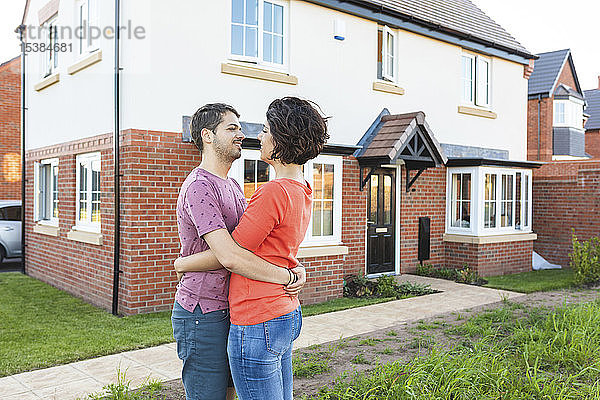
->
[529,49,583,97]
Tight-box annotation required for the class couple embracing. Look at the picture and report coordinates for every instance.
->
[172,97,329,400]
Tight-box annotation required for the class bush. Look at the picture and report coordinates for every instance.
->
[344,274,437,299]
[570,233,600,286]
[415,264,487,285]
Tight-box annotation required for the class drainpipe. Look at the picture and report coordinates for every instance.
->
[112,0,122,316]
[16,24,27,275]
[537,94,541,160]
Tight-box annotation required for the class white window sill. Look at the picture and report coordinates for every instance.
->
[457,105,497,119]
[67,228,102,245]
[33,223,59,237]
[443,232,537,245]
[68,50,102,75]
[297,244,349,259]
[34,73,60,91]
[372,81,405,95]
[221,62,298,85]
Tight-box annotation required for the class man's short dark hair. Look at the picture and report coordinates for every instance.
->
[266,97,329,165]
[190,103,240,152]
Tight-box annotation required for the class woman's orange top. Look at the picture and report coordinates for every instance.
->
[229,178,312,325]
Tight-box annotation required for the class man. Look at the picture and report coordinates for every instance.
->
[172,103,305,400]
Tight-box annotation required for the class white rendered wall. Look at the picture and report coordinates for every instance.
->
[25,0,529,161]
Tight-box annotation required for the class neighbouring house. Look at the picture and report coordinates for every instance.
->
[584,77,600,157]
[22,0,540,315]
[0,55,22,201]
[528,54,599,268]
[527,49,588,162]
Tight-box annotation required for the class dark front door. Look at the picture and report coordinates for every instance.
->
[366,168,396,274]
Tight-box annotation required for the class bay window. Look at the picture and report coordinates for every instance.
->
[76,152,101,232]
[34,158,59,224]
[230,0,287,67]
[447,167,532,235]
[553,99,584,129]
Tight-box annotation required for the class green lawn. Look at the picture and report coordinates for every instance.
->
[0,273,405,377]
[0,272,174,377]
[484,268,576,293]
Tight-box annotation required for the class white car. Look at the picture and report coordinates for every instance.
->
[0,201,22,264]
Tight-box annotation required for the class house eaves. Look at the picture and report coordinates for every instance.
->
[303,0,535,64]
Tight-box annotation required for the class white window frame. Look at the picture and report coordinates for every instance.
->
[229,0,289,70]
[446,168,475,235]
[76,0,98,57]
[553,98,585,129]
[229,151,342,246]
[34,158,59,226]
[42,16,59,77]
[381,25,397,82]
[447,167,533,236]
[461,52,491,108]
[75,152,101,233]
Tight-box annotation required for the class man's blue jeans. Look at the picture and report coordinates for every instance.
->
[227,307,302,400]
[171,301,232,400]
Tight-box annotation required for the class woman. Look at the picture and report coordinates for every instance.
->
[175,97,329,399]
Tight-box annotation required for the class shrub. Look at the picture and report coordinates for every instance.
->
[344,274,437,299]
[570,233,600,286]
[415,263,487,285]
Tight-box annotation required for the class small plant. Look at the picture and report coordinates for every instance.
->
[359,338,381,346]
[343,274,437,299]
[83,368,164,400]
[293,354,330,378]
[351,353,370,364]
[570,232,600,286]
[378,347,395,355]
[386,330,398,336]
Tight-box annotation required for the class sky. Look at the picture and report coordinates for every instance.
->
[0,0,598,89]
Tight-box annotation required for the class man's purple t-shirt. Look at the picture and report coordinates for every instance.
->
[175,167,247,313]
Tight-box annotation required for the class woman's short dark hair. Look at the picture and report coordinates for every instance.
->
[265,97,329,165]
[190,103,240,152]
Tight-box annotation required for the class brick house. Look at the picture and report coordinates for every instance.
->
[583,78,600,157]
[0,56,22,201]
[527,49,588,162]
[23,0,539,315]
[528,53,599,267]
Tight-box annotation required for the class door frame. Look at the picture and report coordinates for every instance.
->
[365,164,401,278]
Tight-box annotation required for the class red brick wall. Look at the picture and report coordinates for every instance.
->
[26,134,115,310]
[298,156,366,305]
[445,240,533,276]
[399,166,446,272]
[556,61,579,95]
[533,160,600,267]
[0,56,21,200]
[527,97,553,161]
[586,129,600,158]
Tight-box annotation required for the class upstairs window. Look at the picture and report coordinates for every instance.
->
[77,0,98,55]
[34,158,59,224]
[461,53,490,107]
[377,26,396,81]
[553,99,584,129]
[42,17,59,77]
[231,0,287,67]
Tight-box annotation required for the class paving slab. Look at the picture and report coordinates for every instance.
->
[2,275,523,399]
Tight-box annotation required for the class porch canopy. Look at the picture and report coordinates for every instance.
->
[355,110,447,191]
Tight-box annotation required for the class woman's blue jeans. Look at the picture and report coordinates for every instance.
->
[227,307,302,400]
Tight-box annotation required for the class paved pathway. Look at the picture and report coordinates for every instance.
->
[0,275,523,399]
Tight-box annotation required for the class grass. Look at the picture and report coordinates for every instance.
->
[314,300,600,399]
[294,340,347,378]
[484,268,576,293]
[301,297,396,317]
[82,368,164,400]
[0,272,174,377]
